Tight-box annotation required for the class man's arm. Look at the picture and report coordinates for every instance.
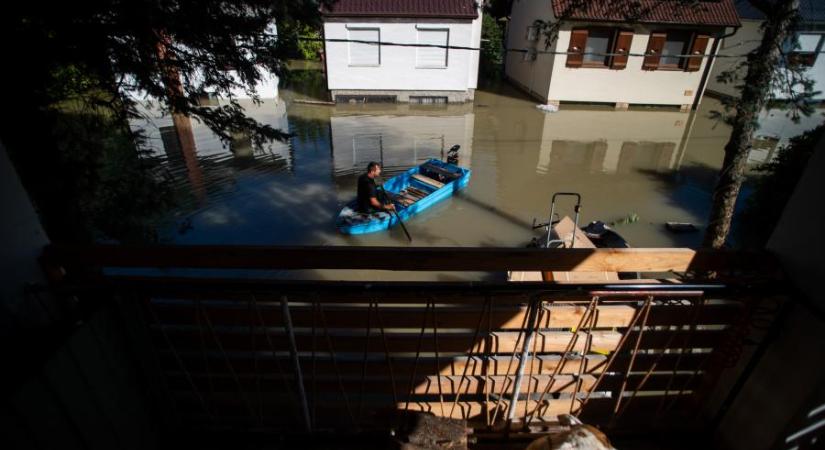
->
[370,196,395,211]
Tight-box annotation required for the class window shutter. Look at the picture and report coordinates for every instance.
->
[643,32,666,70]
[417,28,448,68]
[685,34,709,71]
[348,28,380,66]
[610,30,634,70]
[566,29,588,68]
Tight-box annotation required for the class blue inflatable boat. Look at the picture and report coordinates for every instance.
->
[336,158,471,235]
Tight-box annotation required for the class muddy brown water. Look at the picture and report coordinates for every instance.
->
[129,69,795,280]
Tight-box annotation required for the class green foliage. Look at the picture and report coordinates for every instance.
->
[1,1,324,242]
[297,24,323,60]
[740,124,824,247]
[480,14,505,79]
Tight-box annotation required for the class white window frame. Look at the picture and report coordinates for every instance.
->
[416,26,449,69]
[347,26,381,67]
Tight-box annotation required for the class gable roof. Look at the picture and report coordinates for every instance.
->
[736,0,825,23]
[551,0,741,27]
[322,0,479,20]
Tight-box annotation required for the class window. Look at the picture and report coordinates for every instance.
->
[348,27,380,66]
[567,28,633,69]
[582,29,613,66]
[417,28,449,68]
[786,33,823,67]
[526,25,539,42]
[659,31,692,68]
[643,31,709,72]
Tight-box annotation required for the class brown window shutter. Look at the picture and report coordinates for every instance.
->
[685,34,710,71]
[610,30,634,69]
[643,32,666,70]
[567,29,588,68]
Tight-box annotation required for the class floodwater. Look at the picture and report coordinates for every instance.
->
[129,63,821,279]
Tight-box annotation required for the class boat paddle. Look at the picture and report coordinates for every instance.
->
[378,186,412,242]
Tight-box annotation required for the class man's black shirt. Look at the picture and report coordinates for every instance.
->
[357,174,379,213]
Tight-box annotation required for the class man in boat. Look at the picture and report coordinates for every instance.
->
[357,162,395,214]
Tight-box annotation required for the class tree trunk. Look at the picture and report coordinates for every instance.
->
[702,0,799,249]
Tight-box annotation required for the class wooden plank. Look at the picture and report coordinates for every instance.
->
[158,351,708,377]
[411,173,445,189]
[152,328,726,354]
[45,244,778,273]
[166,372,700,396]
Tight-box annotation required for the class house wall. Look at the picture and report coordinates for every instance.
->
[504,0,557,101]
[323,13,482,99]
[705,20,762,99]
[706,19,825,154]
[706,19,825,101]
[505,2,720,107]
[547,23,717,107]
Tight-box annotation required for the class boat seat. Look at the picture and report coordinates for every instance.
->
[411,173,444,189]
[421,163,460,181]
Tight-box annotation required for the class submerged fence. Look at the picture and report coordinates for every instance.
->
[44,245,783,437]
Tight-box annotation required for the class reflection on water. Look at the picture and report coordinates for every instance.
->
[129,70,822,256]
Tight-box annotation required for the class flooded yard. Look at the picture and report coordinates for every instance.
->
[130,66,819,253]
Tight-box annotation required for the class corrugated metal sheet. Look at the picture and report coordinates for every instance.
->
[322,0,478,19]
[551,0,741,27]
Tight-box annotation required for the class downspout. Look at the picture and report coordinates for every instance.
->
[693,26,741,110]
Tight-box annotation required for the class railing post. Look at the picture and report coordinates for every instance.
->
[281,295,312,432]
[507,296,541,425]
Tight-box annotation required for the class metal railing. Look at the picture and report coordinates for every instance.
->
[43,245,783,438]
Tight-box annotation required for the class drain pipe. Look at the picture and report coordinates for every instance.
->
[693,25,741,110]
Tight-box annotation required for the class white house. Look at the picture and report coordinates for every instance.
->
[321,0,482,103]
[706,0,825,150]
[505,0,740,110]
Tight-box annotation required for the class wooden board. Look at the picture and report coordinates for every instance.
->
[166,372,700,396]
[411,173,445,189]
[158,351,709,377]
[151,301,744,330]
[152,328,726,354]
[545,216,620,283]
[45,244,779,273]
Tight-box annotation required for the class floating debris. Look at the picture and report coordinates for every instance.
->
[666,222,698,233]
[610,212,639,226]
[536,103,559,113]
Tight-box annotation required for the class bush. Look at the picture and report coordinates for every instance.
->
[480,14,504,79]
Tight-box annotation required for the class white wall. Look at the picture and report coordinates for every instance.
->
[705,20,762,98]
[504,0,556,101]
[547,23,716,106]
[505,1,718,106]
[323,14,482,92]
[708,20,825,102]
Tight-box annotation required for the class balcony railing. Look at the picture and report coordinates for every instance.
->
[43,244,784,440]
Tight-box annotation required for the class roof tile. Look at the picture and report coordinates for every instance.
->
[551,0,741,27]
[322,0,479,19]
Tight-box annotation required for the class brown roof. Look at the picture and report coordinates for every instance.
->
[322,0,479,19]
[551,0,741,27]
